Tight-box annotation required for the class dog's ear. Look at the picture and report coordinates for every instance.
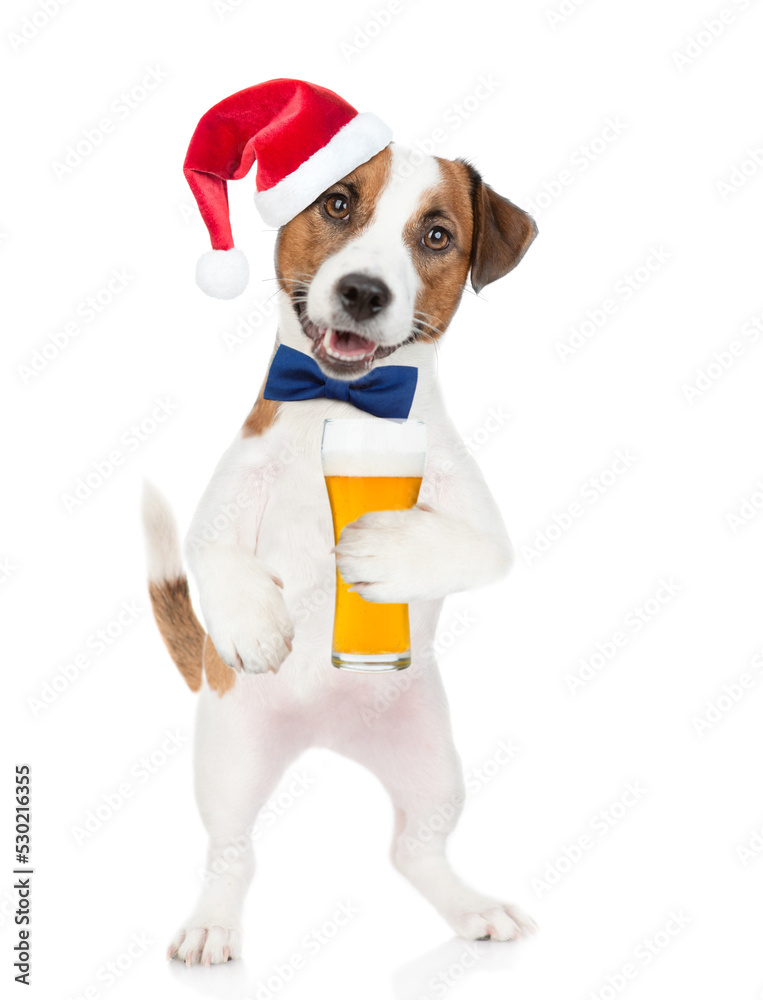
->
[465,164,537,294]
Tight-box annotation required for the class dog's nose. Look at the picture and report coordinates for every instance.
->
[337,273,391,321]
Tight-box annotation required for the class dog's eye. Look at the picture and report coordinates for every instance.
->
[423,227,450,251]
[324,194,350,220]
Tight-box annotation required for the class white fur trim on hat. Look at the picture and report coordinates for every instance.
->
[253,112,392,227]
[195,248,249,299]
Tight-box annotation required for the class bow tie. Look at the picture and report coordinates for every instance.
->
[263,344,418,419]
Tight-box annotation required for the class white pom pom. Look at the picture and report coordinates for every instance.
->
[195,248,249,299]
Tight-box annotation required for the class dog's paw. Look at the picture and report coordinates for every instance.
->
[446,898,537,942]
[334,506,508,602]
[199,557,294,674]
[168,923,242,966]
[334,508,438,603]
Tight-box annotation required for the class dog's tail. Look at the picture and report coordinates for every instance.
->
[141,481,204,692]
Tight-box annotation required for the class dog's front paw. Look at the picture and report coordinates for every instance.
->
[334,507,436,603]
[168,923,242,966]
[335,505,511,602]
[200,558,294,674]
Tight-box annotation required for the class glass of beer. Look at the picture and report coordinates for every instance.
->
[322,418,426,672]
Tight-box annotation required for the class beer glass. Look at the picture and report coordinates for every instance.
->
[322,418,426,672]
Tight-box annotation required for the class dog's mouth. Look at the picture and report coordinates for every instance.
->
[321,327,377,364]
[294,299,403,377]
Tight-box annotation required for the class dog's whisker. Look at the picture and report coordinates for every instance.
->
[265,278,312,289]
[414,318,441,333]
[412,317,443,339]
[263,273,314,283]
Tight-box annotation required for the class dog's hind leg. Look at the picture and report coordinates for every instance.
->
[332,673,536,942]
[169,685,306,966]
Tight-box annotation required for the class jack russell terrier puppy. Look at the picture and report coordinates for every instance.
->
[143,125,536,966]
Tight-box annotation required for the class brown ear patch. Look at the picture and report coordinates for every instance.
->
[461,161,537,294]
[203,634,237,695]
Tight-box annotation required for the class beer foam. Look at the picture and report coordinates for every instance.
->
[322,450,425,478]
[321,419,426,477]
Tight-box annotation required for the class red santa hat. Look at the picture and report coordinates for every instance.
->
[184,78,392,299]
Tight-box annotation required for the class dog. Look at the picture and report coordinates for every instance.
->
[143,141,537,966]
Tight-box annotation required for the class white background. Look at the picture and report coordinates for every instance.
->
[3,0,763,998]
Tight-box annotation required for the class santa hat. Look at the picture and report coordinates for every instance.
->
[183,78,392,299]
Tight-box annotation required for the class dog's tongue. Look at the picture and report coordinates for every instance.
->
[323,328,376,360]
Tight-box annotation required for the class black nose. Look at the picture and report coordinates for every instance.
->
[337,273,391,322]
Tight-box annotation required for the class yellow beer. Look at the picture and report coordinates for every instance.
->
[326,475,422,659]
[322,419,426,672]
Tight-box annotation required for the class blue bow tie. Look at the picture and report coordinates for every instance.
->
[263,344,418,419]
